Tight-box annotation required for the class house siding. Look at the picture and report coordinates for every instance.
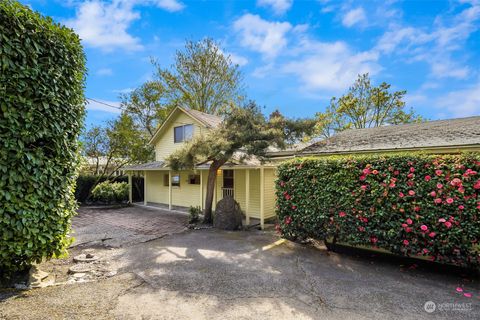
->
[263,168,277,219]
[155,112,205,161]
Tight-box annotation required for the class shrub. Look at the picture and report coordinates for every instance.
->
[75,174,144,203]
[188,206,202,223]
[0,1,86,273]
[91,181,129,203]
[276,153,480,267]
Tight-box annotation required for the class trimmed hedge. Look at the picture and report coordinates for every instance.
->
[276,153,480,267]
[75,175,144,203]
[91,181,128,203]
[0,1,86,272]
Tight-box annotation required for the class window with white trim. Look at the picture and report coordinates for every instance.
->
[174,124,193,143]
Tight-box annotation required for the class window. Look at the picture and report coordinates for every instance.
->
[171,174,180,187]
[174,124,193,143]
[188,174,200,185]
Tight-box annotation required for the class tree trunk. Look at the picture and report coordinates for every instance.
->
[203,159,225,224]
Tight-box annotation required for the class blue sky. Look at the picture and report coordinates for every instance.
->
[25,0,480,128]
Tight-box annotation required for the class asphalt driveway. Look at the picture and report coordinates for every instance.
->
[1,206,479,320]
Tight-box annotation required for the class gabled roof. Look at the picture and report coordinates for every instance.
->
[149,106,223,145]
[301,116,480,155]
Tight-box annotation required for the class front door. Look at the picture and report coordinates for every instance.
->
[222,170,234,198]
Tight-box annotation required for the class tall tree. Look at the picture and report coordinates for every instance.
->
[167,102,312,223]
[120,81,171,138]
[157,38,244,115]
[315,73,423,138]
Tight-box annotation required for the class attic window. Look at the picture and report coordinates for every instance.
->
[174,124,193,143]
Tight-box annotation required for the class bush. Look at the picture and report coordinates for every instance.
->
[188,206,202,223]
[276,153,480,267]
[91,181,129,203]
[75,174,144,203]
[0,1,86,272]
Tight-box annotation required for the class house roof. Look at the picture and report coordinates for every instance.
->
[149,107,223,145]
[301,116,480,155]
[124,161,167,170]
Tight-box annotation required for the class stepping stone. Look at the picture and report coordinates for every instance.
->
[73,253,99,263]
[69,264,93,274]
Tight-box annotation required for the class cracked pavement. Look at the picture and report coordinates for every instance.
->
[1,206,479,319]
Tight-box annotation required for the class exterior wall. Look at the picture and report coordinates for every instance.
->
[263,168,277,219]
[145,171,169,204]
[154,111,206,161]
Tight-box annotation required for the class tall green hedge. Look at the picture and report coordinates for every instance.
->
[0,1,86,272]
[276,154,480,267]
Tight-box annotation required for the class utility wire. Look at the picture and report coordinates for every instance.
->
[86,97,123,110]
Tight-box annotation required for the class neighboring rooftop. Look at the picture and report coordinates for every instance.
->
[301,116,480,155]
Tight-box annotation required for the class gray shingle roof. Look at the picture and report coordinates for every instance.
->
[301,116,480,155]
[183,108,223,128]
[124,161,166,170]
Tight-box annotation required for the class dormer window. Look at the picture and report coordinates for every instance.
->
[174,124,193,143]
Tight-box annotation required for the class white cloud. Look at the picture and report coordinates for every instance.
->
[97,68,113,76]
[86,98,122,114]
[229,53,249,66]
[375,1,480,79]
[66,0,184,52]
[283,39,380,91]
[152,0,184,12]
[257,0,293,15]
[342,7,366,27]
[436,81,480,117]
[233,14,292,59]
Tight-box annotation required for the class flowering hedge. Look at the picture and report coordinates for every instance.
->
[276,153,480,267]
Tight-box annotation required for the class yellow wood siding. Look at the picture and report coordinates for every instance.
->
[263,168,277,219]
[154,112,205,161]
[247,169,261,218]
[172,171,202,207]
[145,171,169,204]
[234,170,246,212]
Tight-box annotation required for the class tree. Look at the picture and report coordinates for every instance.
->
[167,102,313,223]
[156,38,244,115]
[120,81,171,138]
[315,73,423,138]
[82,113,153,179]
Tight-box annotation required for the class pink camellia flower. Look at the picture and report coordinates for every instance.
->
[435,169,443,176]
[438,218,446,223]
[370,236,378,244]
[394,170,400,176]
[280,181,286,187]
[408,190,415,196]
[428,232,436,238]
[414,206,421,212]
[358,226,365,232]
[464,293,472,298]
[359,175,366,181]
[425,175,431,181]
[430,191,437,197]
[458,187,465,193]
[399,192,404,198]
[401,223,408,228]
[405,227,412,233]
[389,182,396,188]
[422,248,429,254]
[420,225,428,231]
[339,211,346,217]
[406,181,414,187]
[406,218,413,225]
[474,180,480,189]
[456,287,463,293]
[434,198,442,204]
[410,167,415,173]
[361,185,368,191]
[372,170,379,175]
[444,221,452,228]
[446,198,454,204]
[291,205,297,210]
[437,183,443,189]
[363,168,371,175]
[407,173,414,179]
[403,240,409,246]
[458,205,465,210]
[450,178,462,187]
[285,194,291,201]
[284,216,292,225]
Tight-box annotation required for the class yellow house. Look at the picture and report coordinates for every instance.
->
[125,107,278,229]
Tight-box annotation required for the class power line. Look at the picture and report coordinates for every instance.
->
[86,97,123,110]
